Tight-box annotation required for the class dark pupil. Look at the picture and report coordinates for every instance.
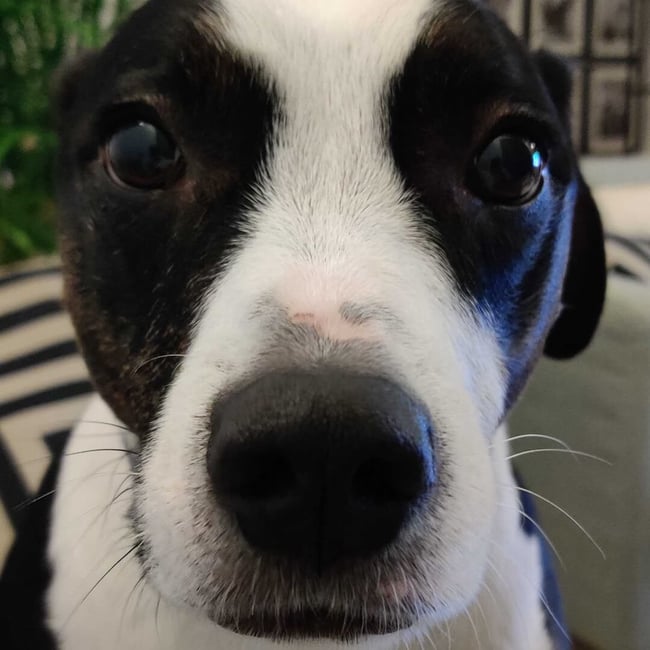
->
[108,122,178,188]
[476,135,543,202]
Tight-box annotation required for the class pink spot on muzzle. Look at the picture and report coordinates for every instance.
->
[279,268,381,343]
[289,308,378,342]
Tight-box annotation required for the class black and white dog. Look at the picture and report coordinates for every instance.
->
[2,0,607,648]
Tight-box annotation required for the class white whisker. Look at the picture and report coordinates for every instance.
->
[63,541,142,627]
[496,500,565,570]
[503,433,574,452]
[514,486,606,559]
[464,605,482,650]
[508,448,610,465]
[484,553,527,645]
[132,354,187,375]
[491,548,572,645]
[538,589,571,644]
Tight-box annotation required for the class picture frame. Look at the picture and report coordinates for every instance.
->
[592,0,637,57]
[530,0,586,56]
[569,63,585,150]
[588,66,633,155]
[625,72,642,152]
[489,0,647,156]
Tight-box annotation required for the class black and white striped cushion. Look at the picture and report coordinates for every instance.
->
[0,262,92,564]
[605,235,650,282]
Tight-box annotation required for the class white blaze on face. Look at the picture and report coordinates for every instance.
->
[139,0,508,631]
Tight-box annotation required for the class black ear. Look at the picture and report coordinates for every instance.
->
[532,51,607,359]
[544,176,607,359]
[51,51,97,126]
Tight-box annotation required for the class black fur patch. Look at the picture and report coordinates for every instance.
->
[55,0,277,436]
[389,1,580,408]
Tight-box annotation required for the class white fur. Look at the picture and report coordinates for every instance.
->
[48,398,551,650]
[48,1,553,648]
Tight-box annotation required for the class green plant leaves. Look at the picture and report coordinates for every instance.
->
[0,0,133,264]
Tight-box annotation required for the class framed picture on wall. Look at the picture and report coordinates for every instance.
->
[588,66,633,154]
[488,0,525,35]
[625,72,642,152]
[530,0,586,55]
[592,0,637,57]
[569,63,584,150]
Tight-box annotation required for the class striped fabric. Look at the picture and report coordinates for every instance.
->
[605,235,650,283]
[1,234,649,568]
[0,262,93,565]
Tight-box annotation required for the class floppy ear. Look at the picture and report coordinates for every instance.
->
[533,51,607,359]
[544,176,607,359]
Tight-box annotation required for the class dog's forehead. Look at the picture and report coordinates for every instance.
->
[202,1,512,88]
[219,0,436,27]
[93,0,540,112]
[208,0,443,68]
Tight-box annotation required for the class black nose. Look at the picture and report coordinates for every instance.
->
[207,372,436,571]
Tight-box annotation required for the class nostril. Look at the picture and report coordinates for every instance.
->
[207,371,437,566]
[217,447,296,502]
[351,451,430,506]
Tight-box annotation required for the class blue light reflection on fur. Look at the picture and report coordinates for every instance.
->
[416,410,437,488]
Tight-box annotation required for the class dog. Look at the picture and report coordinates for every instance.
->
[0,1,607,648]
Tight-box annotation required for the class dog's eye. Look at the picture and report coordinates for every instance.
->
[104,122,183,189]
[473,135,544,204]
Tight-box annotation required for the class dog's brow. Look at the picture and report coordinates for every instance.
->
[340,302,402,328]
[108,69,168,98]
[474,100,564,146]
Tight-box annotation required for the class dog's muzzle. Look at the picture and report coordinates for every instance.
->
[207,371,436,572]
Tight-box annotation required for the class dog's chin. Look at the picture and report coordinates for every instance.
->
[215,608,416,642]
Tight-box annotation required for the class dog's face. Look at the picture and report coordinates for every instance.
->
[55,0,605,644]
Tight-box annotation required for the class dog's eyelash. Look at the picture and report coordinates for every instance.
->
[479,110,559,154]
[95,100,169,139]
